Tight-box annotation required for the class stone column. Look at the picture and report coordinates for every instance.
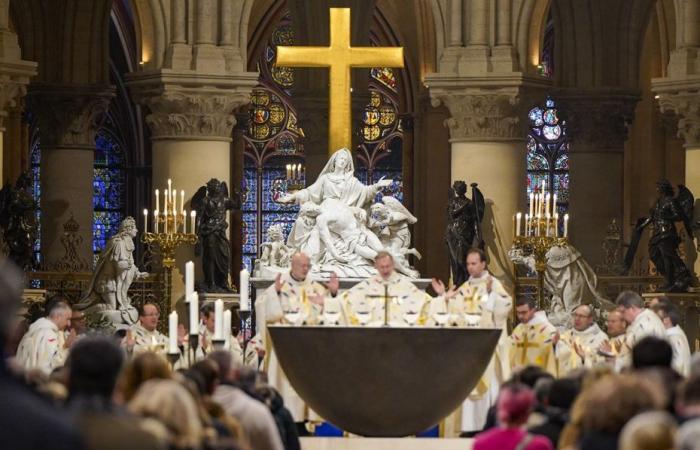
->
[27,84,114,268]
[558,92,638,267]
[128,72,257,276]
[429,87,526,288]
[654,83,700,275]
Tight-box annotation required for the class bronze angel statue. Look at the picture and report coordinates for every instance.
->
[623,179,695,292]
[445,181,485,287]
[191,178,241,293]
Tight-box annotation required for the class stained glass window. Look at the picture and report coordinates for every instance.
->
[30,135,41,267]
[526,97,569,214]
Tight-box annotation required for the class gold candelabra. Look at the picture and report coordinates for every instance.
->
[142,179,199,308]
[273,163,306,202]
[513,180,570,310]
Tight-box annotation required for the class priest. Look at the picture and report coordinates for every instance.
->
[431,247,512,436]
[126,303,177,355]
[343,250,431,326]
[16,300,76,375]
[509,297,559,376]
[254,251,340,424]
[655,303,691,376]
[197,303,244,364]
[556,305,608,374]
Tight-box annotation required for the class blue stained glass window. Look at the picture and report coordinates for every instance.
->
[30,138,42,266]
[526,97,570,213]
[93,130,125,262]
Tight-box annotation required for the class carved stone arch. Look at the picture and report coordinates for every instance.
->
[128,0,167,69]
[517,0,551,76]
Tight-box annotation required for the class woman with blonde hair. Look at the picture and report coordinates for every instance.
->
[129,379,205,450]
[619,411,676,450]
[119,351,172,401]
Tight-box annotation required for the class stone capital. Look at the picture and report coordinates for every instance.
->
[652,77,700,147]
[26,84,115,148]
[0,58,38,130]
[555,90,640,150]
[127,70,258,141]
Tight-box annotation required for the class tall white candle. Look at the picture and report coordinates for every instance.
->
[191,211,197,235]
[554,213,559,237]
[143,209,148,234]
[154,210,159,233]
[516,212,522,237]
[239,268,250,311]
[529,193,534,217]
[183,210,187,234]
[189,292,199,335]
[286,164,291,180]
[223,310,232,350]
[545,193,550,215]
[563,214,569,237]
[168,311,179,354]
[180,190,185,214]
[185,261,195,300]
[155,189,160,212]
[214,299,224,340]
[168,178,172,201]
[525,214,530,236]
[164,189,169,219]
[552,193,557,216]
[163,210,168,234]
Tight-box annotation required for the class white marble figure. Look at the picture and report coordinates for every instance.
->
[259,224,293,269]
[270,148,420,278]
[508,244,611,328]
[77,217,148,327]
[370,196,422,275]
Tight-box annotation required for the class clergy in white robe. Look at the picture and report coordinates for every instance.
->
[431,248,512,435]
[255,252,340,422]
[510,299,559,377]
[127,303,169,355]
[196,303,244,364]
[556,305,608,374]
[343,252,431,326]
[16,302,75,375]
[609,291,667,370]
[655,303,692,376]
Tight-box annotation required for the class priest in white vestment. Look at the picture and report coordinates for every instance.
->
[431,248,512,435]
[556,305,608,374]
[196,303,245,364]
[255,252,340,423]
[654,303,692,376]
[605,291,666,370]
[125,303,187,363]
[343,251,431,326]
[16,301,75,375]
[510,298,559,376]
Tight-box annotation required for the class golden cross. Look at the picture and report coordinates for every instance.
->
[276,8,404,155]
[516,327,540,365]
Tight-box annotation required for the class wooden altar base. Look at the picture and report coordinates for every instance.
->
[301,437,471,450]
[642,292,700,351]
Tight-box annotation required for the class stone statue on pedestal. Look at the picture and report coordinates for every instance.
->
[445,181,484,286]
[192,178,241,292]
[624,179,695,292]
[0,172,38,272]
[77,217,148,328]
[259,224,293,269]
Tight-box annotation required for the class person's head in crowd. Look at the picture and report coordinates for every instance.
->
[138,303,160,332]
[619,411,676,450]
[637,367,682,412]
[677,418,700,450]
[237,365,260,399]
[496,383,536,427]
[128,379,204,450]
[69,336,124,400]
[615,291,645,324]
[572,305,595,332]
[290,252,312,281]
[374,251,396,280]
[606,310,627,337]
[200,303,216,334]
[513,365,552,388]
[47,300,72,332]
[677,375,700,419]
[515,297,538,325]
[548,378,580,412]
[190,359,220,397]
[648,295,672,309]
[533,376,554,409]
[0,257,24,347]
[466,248,488,279]
[208,350,236,385]
[655,303,682,330]
[120,351,172,401]
[632,336,673,370]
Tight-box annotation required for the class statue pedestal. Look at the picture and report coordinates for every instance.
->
[200,292,240,311]
[642,291,700,351]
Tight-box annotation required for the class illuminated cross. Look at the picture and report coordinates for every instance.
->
[276,8,404,156]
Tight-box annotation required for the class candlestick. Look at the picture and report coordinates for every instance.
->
[168,178,172,201]
[189,292,199,335]
[524,214,529,236]
[563,214,569,237]
[554,213,559,237]
[155,189,160,212]
[164,189,169,220]
[240,268,250,311]
[163,210,168,234]
[143,209,148,234]
[185,261,195,300]
[552,193,557,216]
[214,299,224,340]
[180,190,185,214]
[545,193,550,216]
[182,210,187,233]
[516,212,522,237]
[191,211,197,235]
[168,311,179,354]
[154,210,159,233]
[223,310,232,350]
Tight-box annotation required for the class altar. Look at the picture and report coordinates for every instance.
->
[251,277,432,297]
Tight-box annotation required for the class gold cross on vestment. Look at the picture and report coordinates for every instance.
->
[516,328,540,365]
[366,284,399,326]
[275,8,404,155]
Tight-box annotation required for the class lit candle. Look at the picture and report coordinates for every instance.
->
[154,210,159,233]
[529,193,534,217]
[155,189,160,212]
[180,190,185,214]
[223,310,232,350]
[143,209,148,234]
[239,268,250,311]
[168,311,179,354]
[189,292,199,336]
[297,163,302,180]
[554,213,559,237]
[164,188,169,219]
[168,178,172,201]
[191,211,197,235]
[185,261,195,301]
[163,210,168,234]
[524,214,529,236]
[286,164,291,180]
[552,193,557,216]
[563,213,569,237]
[545,212,551,236]
[545,193,550,215]
[183,210,187,234]
[516,212,522,237]
[214,299,224,340]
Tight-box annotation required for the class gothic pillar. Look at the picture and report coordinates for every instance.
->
[27,84,114,268]
[558,91,638,267]
[128,72,256,277]
[429,86,528,288]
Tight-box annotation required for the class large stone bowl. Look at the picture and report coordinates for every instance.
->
[268,326,501,437]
